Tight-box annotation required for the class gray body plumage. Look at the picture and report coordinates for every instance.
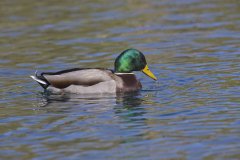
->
[31,68,141,94]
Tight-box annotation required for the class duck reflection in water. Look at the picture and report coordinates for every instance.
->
[36,91,147,124]
[115,92,147,123]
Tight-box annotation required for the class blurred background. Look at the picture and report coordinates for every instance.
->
[0,0,239,159]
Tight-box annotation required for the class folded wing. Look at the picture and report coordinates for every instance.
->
[31,68,114,89]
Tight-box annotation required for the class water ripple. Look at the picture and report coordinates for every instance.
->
[0,0,240,159]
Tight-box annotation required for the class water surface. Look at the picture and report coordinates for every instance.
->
[0,0,240,159]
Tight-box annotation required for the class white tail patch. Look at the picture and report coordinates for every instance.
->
[30,75,47,85]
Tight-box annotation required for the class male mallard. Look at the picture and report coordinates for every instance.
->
[31,49,157,94]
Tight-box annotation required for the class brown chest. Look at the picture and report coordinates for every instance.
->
[114,74,142,92]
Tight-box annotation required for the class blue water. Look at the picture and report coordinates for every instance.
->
[0,0,240,159]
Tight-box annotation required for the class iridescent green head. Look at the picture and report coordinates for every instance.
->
[114,49,157,80]
[114,49,146,73]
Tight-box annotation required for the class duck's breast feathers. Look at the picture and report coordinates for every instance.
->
[41,68,114,89]
[114,73,142,92]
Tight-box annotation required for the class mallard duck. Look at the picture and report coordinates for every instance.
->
[31,49,157,94]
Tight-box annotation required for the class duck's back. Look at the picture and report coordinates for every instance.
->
[41,68,114,89]
[31,68,142,94]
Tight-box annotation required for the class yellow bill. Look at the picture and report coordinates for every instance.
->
[142,65,157,80]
